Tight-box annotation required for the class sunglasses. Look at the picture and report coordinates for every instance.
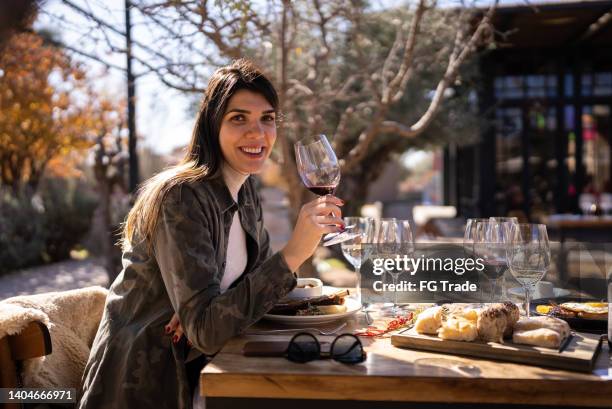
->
[286,332,366,364]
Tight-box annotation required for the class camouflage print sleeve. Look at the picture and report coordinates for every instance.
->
[153,185,296,355]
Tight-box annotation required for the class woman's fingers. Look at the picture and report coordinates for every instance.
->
[303,195,343,209]
[311,203,342,218]
[166,313,190,346]
[165,313,180,334]
[315,215,345,227]
[172,324,184,344]
[322,225,344,234]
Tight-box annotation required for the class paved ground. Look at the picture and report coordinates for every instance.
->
[0,257,109,300]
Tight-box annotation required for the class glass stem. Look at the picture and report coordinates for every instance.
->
[355,262,362,306]
[524,284,532,318]
[391,273,400,314]
[490,277,498,303]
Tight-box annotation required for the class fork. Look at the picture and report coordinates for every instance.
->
[246,322,347,336]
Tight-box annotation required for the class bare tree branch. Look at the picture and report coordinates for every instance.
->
[341,0,497,173]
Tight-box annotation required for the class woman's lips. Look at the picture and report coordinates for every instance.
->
[239,146,265,158]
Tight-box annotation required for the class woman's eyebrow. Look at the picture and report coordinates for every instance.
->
[225,108,276,115]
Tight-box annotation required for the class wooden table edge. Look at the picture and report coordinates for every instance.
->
[200,372,612,407]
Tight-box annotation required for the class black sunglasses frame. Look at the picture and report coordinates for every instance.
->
[286,332,366,364]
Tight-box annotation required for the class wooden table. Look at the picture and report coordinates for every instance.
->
[200,312,612,408]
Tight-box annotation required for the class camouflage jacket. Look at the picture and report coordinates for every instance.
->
[78,176,297,409]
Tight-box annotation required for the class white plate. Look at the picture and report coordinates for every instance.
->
[508,287,570,299]
[263,287,361,325]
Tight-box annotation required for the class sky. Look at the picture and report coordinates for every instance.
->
[35,0,578,154]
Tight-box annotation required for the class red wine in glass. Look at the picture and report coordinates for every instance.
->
[307,185,337,196]
[294,134,356,245]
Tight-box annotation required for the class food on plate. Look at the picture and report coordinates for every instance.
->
[477,302,520,342]
[286,278,323,299]
[414,306,444,334]
[561,302,607,318]
[535,305,553,315]
[295,305,347,316]
[268,289,349,316]
[536,301,607,320]
[512,316,570,348]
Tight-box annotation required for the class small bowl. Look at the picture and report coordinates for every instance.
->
[286,278,323,300]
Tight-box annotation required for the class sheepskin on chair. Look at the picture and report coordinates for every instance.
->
[0,286,108,394]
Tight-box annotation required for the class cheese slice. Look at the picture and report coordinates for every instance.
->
[438,317,478,342]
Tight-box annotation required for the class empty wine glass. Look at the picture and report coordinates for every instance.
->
[294,134,357,245]
[507,224,550,317]
[341,217,375,305]
[464,218,489,256]
[395,219,414,313]
[464,218,489,304]
[376,218,414,316]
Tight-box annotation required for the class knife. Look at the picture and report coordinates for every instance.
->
[558,332,574,353]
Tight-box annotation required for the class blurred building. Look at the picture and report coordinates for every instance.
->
[449,0,612,219]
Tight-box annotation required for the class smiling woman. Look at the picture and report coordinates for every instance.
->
[219,90,277,174]
[77,59,345,409]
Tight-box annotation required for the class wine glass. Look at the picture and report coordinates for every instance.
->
[464,218,489,256]
[507,224,550,317]
[395,219,414,314]
[464,217,517,254]
[340,217,375,305]
[489,217,518,299]
[375,218,401,316]
[294,134,340,196]
[473,220,511,303]
[464,218,488,304]
[294,134,357,245]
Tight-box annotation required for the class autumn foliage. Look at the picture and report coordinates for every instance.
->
[0,32,121,195]
[0,31,127,273]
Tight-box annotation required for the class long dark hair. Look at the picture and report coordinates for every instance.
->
[122,59,279,251]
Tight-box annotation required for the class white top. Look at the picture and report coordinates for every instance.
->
[219,164,249,293]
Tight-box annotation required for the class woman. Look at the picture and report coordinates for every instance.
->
[78,59,344,409]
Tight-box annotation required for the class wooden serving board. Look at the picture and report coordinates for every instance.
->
[391,328,603,372]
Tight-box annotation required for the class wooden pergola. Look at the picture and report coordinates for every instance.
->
[447,0,612,219]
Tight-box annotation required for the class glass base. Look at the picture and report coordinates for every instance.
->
[322,229,361,246]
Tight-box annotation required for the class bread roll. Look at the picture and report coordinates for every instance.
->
[414,306,444,334]
[513,316,570,338]
[512,316,570,348]
[512,328,564,349]
[477,302,520,342]
[477,307,508,343]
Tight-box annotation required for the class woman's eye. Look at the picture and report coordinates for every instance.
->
[262,115,275,122]
[230,114,245,122]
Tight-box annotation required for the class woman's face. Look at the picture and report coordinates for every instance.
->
[219,89,277,175]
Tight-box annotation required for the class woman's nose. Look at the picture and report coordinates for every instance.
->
[245,121,265,138]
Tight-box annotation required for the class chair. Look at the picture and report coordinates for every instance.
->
[0,321,52,409]
[0,286,108,407]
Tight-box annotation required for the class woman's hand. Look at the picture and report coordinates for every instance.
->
[165,313,192,347]
[281,195,344,272]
